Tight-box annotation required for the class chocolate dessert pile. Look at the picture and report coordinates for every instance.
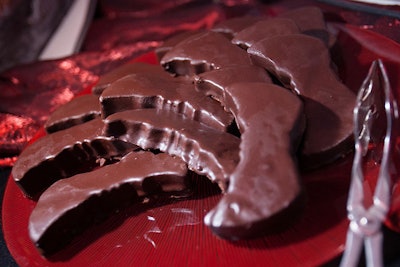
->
[11,6,356,255]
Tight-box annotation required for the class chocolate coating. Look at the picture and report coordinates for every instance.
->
[160,31,252,76]
[232,18,300,49]
[279,6,332,45]
[248,34,355,168]
[44,94,101,133]
[104,109,240,190]
[100,72,233,131]
[29,151,189,255]
[12,118,137,198]
[279,6,325,33]
[155,30,204,61]
[194,65,272,103]
[212,16,262,39]
[92,62,171,95]
[204,82,305,240]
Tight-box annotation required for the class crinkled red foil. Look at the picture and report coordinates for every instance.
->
[82,4,226,51]
[0,41,161,165]
[98,0,213,19]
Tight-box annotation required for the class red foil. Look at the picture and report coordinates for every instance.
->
[0,42,165,165]
[98,0,213,19]
[82,4,226,51]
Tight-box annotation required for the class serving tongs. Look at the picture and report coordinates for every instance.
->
[340,60,399,267]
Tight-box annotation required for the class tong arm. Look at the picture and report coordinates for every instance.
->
[341,59,398,267]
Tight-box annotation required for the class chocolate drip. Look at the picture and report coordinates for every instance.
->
[204,82,306,239]
[44,94,101,133]
[12,118,137,198]
[29,151,189,255]
[104,109,240,190]
[248,34,355,168]
[100,73,233,131]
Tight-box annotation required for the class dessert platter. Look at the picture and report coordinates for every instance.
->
[2,1,400,266]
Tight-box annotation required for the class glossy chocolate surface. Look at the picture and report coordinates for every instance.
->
[248,34,355,168]
[160,31,252,76]
[194,65,272,103]
[232,18,300,49]
[204,82,305,239]
[12,118,137,198]
[100,72,233,131]
[279,6,326,33]
[44,94,101,133]
[29,151,189,255]
[279,6,332,45]
[104,109,240,190]
[92,62,171,95]
[212,16,262,39]
[155,30,204,61]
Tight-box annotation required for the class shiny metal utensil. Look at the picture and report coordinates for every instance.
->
[340,60,398,267]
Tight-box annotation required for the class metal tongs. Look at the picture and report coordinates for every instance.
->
[340,60,399,267]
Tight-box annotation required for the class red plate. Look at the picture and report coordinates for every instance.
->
[3,24,400,267]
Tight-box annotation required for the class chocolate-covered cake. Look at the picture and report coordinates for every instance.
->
[248,34,355,168]
[160,31,252,76]
[100,72,233,131]
[11,6,356,256]
[104,109,240,190]
[12,118,137,198]
[29,151,189,255]
[44,94,101,133]
[205,82,306,239]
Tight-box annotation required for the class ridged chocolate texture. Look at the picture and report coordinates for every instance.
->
[100,73,233,131]
[104,109,240,190]
[12,118,137,198]
[231,18,300,49]
[92,62,171,95]
[29,151,189,255]
[211,16,262,39]
[248,34,355,169]
[278,6,333,46]
[160,31,252,76]
[194,65,272,103]
[44,94,101,133]
[204,82,306,240]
